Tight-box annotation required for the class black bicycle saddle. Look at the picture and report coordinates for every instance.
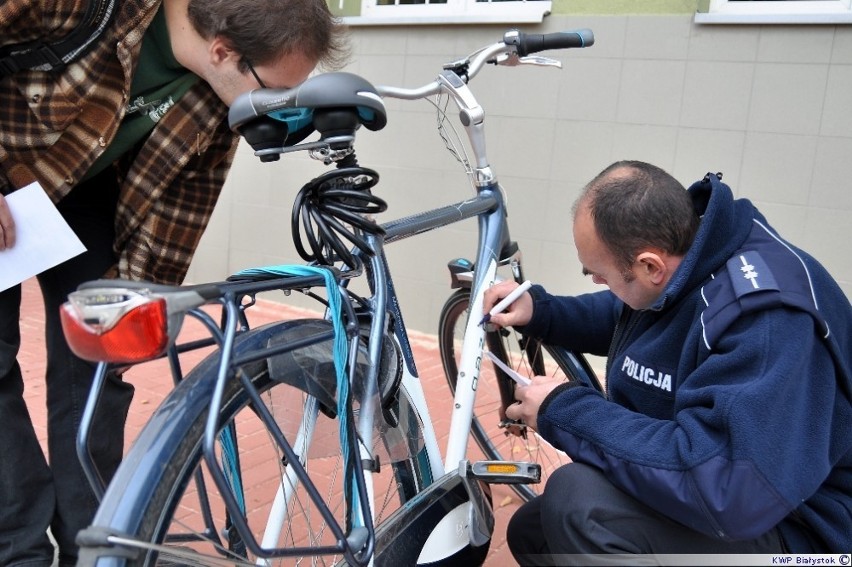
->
[228,72,387,145]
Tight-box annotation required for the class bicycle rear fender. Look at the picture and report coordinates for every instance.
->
[368,469,492,566]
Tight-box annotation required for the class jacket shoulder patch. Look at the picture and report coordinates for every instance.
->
[726,252,779,299]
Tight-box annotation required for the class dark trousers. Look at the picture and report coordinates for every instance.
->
[0,170,134,566]
[507,463,787,566]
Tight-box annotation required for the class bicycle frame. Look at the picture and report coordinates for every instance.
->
[380,186,509,471]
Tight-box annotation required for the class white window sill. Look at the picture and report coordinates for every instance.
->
[695,11,852,24]
[343,2,551,25]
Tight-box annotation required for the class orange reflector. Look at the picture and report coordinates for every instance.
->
[484,463,519,474]
[60,299,169,363]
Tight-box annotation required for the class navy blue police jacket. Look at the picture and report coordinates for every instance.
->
[522,174,851,551]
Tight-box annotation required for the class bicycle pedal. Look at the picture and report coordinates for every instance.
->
[467,460,541,485]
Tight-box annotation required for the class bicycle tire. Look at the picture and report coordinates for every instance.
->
[438,289,602,502]
[79,319,430,566]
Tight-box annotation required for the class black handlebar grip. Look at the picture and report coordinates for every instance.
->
[507,29,595,57]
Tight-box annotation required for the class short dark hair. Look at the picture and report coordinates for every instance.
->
[187,0,350,73]
[575,160,699,273]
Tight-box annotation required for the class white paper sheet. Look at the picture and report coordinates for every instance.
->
[485,350,531,386]
[0,182,86,291]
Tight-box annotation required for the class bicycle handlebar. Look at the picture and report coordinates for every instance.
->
[377,28,594,101]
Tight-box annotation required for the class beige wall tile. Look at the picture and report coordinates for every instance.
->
[820,64,852,137]
[831,27,852,64]
[624,15,691,61]
[747,63,828,135]
[556,57,623,123]
[688,24,760,62]
[756,26,834,64]
[740,132,818,206]
[617,59,686,126]
[673,128,746,187]
[680,61,754,130]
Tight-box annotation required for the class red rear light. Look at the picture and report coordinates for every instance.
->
[60,290,171,363]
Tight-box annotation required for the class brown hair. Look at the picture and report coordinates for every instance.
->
[575,160,699,273]
[187,0,350,72]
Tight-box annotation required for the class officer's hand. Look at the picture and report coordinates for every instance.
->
[504,375,564,432]
[0,194,16,250]
[482,280,533,328]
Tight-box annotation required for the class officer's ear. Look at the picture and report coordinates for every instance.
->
[635,251,668,286]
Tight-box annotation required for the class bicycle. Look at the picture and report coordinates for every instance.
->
[62,28,601,566]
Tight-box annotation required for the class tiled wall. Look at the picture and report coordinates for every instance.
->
[187,15,851,342]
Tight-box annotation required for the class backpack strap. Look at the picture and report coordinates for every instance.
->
[0,0,118,78]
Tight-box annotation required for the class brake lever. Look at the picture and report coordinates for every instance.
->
[493,53,563,69]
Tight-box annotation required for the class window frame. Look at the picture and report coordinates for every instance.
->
[339,0,553,26]
[695,0,852,24]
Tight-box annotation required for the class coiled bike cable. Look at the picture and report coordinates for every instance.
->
[292,166,387,269]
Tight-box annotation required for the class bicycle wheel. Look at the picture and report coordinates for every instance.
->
[79,319,430,566]
[438,289,602,502]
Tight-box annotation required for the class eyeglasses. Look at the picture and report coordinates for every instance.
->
[246,60,267,89]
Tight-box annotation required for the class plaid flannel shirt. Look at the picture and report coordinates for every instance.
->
[0,0,240,284]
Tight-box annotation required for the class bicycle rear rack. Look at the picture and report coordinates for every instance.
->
[75,273,379,565]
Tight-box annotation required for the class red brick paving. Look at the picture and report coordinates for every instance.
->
[20,278,519,565]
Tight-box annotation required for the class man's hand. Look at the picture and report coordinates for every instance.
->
[504,375,564,432]
[482,280,533,328]
[0,194,16,250]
